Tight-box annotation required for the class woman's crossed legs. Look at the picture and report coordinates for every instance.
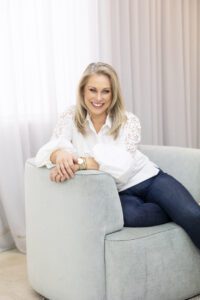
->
[119,170,200,249]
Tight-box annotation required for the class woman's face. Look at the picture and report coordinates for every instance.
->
[83,74,112,119]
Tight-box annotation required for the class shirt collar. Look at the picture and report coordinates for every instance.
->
[86,113,112,129]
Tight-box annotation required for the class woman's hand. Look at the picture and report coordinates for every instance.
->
[85,157,99,170]
[50,163,79,183]
[50,167,66,183]
[50,149,78,179]
[49,153,99,183]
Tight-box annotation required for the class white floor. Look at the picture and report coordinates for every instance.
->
[0,249,199,300]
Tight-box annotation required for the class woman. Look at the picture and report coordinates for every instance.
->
[35,62,200,249]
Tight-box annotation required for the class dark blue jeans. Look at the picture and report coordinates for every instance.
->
[119,170,200,249]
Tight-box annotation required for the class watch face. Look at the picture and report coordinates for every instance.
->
[78,158,84,165]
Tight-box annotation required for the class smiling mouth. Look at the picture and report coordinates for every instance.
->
[91,102,104,108]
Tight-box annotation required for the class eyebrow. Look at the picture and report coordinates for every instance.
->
[87,86,111,90]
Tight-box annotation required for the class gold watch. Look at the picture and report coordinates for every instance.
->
[77,157,87,170]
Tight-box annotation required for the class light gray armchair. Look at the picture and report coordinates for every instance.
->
[25,145,200,300]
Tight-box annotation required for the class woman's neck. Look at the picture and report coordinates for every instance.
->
[91,114,107,133]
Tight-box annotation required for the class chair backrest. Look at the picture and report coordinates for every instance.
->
[139,145,200,202]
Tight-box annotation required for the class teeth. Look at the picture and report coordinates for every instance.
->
[92,102,104,107]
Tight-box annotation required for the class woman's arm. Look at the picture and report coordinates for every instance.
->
[50,149,78,179]
[50,156,99,183]
[35,106,77,168]
[85,157,99,170]
[50,112,141,184]
[92,112,142,185]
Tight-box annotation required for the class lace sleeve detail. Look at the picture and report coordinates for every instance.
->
[52,105,75,139]
[123,112,141,154]
[35,105,77,168]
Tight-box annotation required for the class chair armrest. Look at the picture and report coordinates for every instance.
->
[25,160,123,300]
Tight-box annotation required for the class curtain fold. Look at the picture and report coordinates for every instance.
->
[0,0,99,252]
[97,0,200,147]
[0,0,199,252]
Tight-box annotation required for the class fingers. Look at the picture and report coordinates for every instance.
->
[56,162,65,178]
[50,168,59,182]
[50,168,66,183]
[72,155,78,164]
[52,151,78,181]
[57,159,76,179]
[59,162,70,178]
[64,159,76,177]
[56,162,73,179]
[55,174,62,183]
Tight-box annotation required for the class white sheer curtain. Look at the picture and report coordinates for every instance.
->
[97,0,200,147]
[0,0,100,252]
[0,0,199,252]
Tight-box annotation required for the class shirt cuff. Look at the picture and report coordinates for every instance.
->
[93,143,135,184]
[35,138,78,168]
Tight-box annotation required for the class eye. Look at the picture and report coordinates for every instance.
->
[89,88,96,93]
[103,90,110,94]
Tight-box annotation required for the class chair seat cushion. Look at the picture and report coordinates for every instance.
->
[105,222,200,300]
[106,222,177,241]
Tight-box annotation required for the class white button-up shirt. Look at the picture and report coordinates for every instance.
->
[35,105,159,191]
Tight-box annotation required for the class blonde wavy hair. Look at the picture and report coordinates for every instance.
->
[74,62,127,139]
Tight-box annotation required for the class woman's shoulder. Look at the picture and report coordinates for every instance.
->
[121,111,141,147]
[124,111,141,128]
[59,105,76,119]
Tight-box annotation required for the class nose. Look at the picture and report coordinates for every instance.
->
[97,92,102,101]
